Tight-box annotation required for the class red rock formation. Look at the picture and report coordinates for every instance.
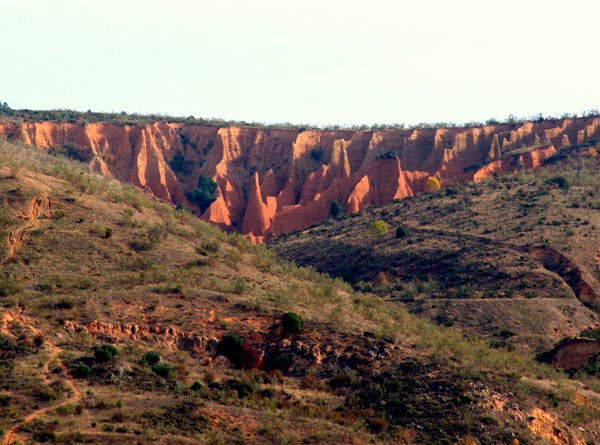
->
[547,338,600,370]
[62,319,219,358]
[242,172,276,236]
[2,117,599,241]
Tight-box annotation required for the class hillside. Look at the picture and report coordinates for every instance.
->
[1,111,599,242]
[2,139,600,444]
[272,143,600,354]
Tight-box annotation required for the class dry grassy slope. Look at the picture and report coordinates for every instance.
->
[1,139,600,444]
[272,146,600,353]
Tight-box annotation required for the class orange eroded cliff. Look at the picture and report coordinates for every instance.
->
[1,117,599,240]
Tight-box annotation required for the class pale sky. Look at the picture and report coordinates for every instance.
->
[1,0,599,126]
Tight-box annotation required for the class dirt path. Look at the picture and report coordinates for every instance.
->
[2,311,81,445]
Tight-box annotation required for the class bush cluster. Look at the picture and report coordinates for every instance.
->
[93,344,117,363]
[185,175,218,213]
[217,334,262,369]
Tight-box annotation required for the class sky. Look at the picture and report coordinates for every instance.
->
[1,0,599,126]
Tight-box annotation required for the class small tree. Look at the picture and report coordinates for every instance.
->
[152,363,174,379]
[143,351,161,365]
[369,220,389,237]
[282,312,303,335]
[330,201,342,218]
[424,177,441,192]
[94,344,117,363]
[185,175,218,212]
[217,334,243,359]
[74,364,92,379]
[396,225,408,238]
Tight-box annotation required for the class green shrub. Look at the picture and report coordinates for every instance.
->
[376,150,397,160]
[231,278,247,294]
[49,143,92,162]
[266,352,296,372]
[395,225,408,238]
[282,312,303,335]
[74,364,92,379]
[200,240,219,253]
[54,298,74,310]
[310,148,324,162]
[546,176,569,190]
[130,238,155,252]
[217,334,243,358]
[226,379,254,398]
[94,344,117,363]
[369,220,389,237]
[169,152,194,174]
[130,224,166,251]
[0,276,23,297]
[143,351,161,365]
[152,363,174,379]
[185,175,218,212]
[330,201,342,217]
[147,223,167,243]
[191,381,203,391]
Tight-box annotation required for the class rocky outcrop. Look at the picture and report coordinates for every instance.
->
[530,246,600,309]
[62,320,218,358]
[542,338,600,370]
[2,117,599,240]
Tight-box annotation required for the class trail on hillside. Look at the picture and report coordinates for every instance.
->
[2,310,81,445]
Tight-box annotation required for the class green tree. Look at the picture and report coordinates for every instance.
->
[74,364,92,379]
[369,220,389,237]
[282,312,303,335]
[152,363,174,379]
[143,351,161,365]
[330,201,342,218]
[94,344,117,363]
[396,225,408,238]
[185,175,218,212]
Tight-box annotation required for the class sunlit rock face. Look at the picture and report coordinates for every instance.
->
[2,117,599,240]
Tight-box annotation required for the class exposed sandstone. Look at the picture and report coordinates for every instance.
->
[62,320,218,358]
[2,117,599,240]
